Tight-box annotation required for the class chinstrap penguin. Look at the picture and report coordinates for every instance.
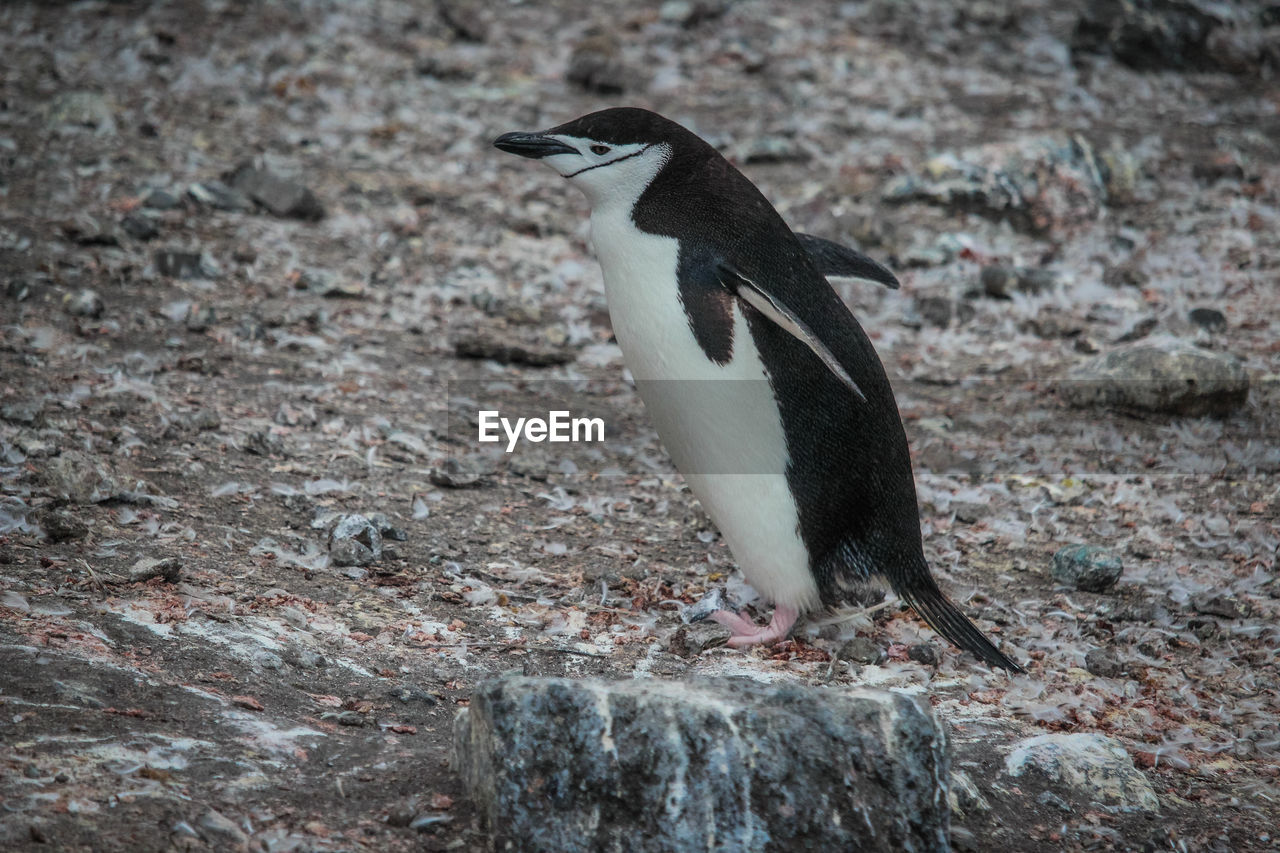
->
[495,108,1022,672]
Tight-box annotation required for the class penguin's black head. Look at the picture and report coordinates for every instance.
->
[495,108,704,207]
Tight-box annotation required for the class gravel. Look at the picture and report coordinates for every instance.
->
[1,1,1276,850]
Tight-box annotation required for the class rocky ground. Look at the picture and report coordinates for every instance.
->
[2,1,1278,850]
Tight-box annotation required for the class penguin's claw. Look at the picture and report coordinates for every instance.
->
[709,609,759,635]
[711,605,798,648]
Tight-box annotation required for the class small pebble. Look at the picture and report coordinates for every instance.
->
[1114,316,1158,343]
[142,188,181,210]
[245,429,286,457]
[429,457,485,488]
[328,514,383,566]
[1084,647,1124,678]
[121,212,159,240]
[979,264,1055,299]
[5,278,32,301]
[1192,593,1248,619]
[660,0,726,27]
[567,33,630,95]
[1192,152,1244,183]
[188,180,252,212]
[1051,545,1123,592]
[283,647,327,669]
[739,136,809,165]
[197,809,248,845]
[913,296,973,330]
[1018,268,1057,295]
[838,637,885,665]
[38,508,89,543]
[1188,307,1226,333]
[154,250,207,279]
[64,289,104,318]
[437,0,488,42]
[185,409,221,431]
[185,303,216,332]
[1188,617,1218,640]
[322,710,367,727]
[668,622,728,657]
[1036,790,1073,812]
[907,643,938,666]
[226,161,325,221]
[2,400,45,425]
[387,804,416,828]
[388,685,440,706]
[368,512,408,541]
[979,265,1015,298]
[128,556,183,584]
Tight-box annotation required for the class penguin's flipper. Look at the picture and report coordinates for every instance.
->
[716,260,868,402]
[794,233,900,289]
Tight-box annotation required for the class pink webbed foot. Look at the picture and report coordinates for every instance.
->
[710,605,799,648]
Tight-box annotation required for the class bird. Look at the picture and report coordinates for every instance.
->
[494,108,1022,671]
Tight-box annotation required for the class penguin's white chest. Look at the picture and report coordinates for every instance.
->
[588,208,819,611]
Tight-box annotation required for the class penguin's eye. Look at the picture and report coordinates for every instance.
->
[590,144,610,156]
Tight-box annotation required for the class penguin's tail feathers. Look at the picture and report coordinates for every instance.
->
[896,564,1024,673]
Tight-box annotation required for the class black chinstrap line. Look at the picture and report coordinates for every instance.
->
[563,143,655,179]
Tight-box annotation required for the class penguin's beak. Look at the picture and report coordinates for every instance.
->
[494,132,578,159]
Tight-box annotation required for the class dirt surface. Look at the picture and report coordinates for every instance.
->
[2,1,1278,851]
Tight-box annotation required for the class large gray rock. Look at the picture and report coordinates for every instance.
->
[882,136,1123,234]
[1004,733,1159,813]
[454,676,951,853]
[1060,339,1249,416]
[1071,0,1276,76]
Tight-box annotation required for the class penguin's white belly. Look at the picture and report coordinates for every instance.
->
[589,212,820,612]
